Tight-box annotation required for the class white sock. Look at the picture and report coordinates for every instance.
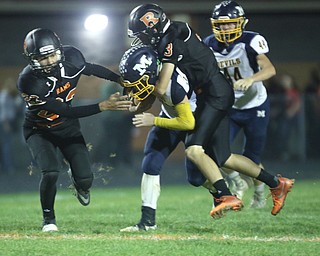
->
[141,173,160,209]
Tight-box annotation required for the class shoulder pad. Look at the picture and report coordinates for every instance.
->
[63,45,86,69]
[240,31,259,43]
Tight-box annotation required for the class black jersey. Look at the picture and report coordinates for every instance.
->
[17,46,119,127]
[156,21,234,110]
[157,21,221,86]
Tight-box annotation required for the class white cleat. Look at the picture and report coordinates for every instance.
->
[42,224,58,232]
[229,178,249,200]
[250,191,266,208]
[120,224,157,232]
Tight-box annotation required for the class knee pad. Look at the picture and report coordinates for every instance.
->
[185,159,206,187]
[142,152,165,175]
[41,171,59,188]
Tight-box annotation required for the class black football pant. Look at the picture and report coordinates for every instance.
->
[26,131,93,220]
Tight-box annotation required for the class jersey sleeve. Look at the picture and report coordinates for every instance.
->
[83,63,120,82]
[17,73,101,119]
[154,101,195,131]
[250,34,269,55]
[170,71,188,105]
[43,98,101,118]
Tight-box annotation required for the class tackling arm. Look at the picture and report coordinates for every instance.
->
[133,96,195,131]
[154,100,195,131]
[153,62,175,96]
[84,63,121,83]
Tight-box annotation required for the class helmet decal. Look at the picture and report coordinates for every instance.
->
[140,12,159,28]
[133,54,153,75]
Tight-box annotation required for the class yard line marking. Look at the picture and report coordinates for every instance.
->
[0,233,319,242]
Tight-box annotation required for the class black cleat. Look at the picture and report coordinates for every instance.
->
[68,169,90,206]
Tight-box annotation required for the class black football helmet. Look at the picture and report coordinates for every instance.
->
[119,45,160,101]
[128,4,170,47]
[23,28,64,75]
[211,1,248,44]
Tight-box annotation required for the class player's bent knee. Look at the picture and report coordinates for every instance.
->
[75,174,93,191]
[185,145,205,162]
[41,171,59,186]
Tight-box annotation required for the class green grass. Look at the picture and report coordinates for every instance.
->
[0,180,319,256]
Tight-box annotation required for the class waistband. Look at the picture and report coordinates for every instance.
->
[30,120,65,129]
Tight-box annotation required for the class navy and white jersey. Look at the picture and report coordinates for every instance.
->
[159,67,196,118]
[17,46,119,127]
[204,31,269,109]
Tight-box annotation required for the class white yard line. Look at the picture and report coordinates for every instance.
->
[0,233,319,242]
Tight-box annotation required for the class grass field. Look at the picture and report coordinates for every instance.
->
[0,179,319,256]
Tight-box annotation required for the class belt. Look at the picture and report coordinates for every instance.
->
[34,120,65,129]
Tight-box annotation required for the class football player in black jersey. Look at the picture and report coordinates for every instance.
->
[126,4,294,219]
[17,28,132,232]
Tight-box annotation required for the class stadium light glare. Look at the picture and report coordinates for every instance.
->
[84,14,108,32]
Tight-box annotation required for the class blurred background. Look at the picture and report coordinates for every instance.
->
[0,0,319,192]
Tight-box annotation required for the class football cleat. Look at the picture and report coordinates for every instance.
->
[75,188,90,206]
[42,224,58,232]
[250,191,266,208]
[269,175,295,215]
[210,195,243,219]
[67,169,90,206]
[120,223,157,232]
[228,177,249,200]
[42,218,58,232]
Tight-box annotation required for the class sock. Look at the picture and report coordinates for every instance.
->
[43,209,55,222]
[140,206,156,226]
[256,169,278,188]
[141,173,160,209]
[212,179,232,198]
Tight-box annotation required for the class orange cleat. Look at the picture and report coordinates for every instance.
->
[210,195,243,219]
[269,175,295,216]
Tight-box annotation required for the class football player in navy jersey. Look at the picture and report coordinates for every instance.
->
[118,45,223,231]
[203,1,276,208]
[17,28,132,232]
[126,4,294,220]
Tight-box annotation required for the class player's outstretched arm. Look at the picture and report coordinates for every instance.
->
[99,92,132,111]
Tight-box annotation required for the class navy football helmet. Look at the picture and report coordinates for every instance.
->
[128,4,170,47]
[23,28,64,75]
[211,1,248,44]
[119,45,160,101]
